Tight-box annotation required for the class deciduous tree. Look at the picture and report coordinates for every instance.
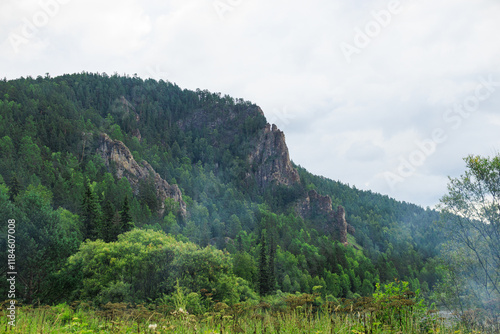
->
[437,155,500,326]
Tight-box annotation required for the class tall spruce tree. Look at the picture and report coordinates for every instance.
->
[101,200,117,242]
[267,233,276,293]
[120,195,133,233]
[258,230,270,295]
[9,173,20,201]
[81,179,101,241]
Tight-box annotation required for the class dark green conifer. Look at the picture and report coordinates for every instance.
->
[81,178,101,241]
[120,195,134,233]
[267,233,276,293]
[9,173,20,201]
[101,200,117,242]
[258,230,270,295]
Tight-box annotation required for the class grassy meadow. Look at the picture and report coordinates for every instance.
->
[0,290,480,334]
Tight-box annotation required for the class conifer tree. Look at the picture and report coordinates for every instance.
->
[237,234,243,252]
[9,173,20,201]
[111,211,122,240]
[81,178,101,240]
[267,233,276,293]
[120,195,134,233]
[258,230,270,295]
[101,200,117,242]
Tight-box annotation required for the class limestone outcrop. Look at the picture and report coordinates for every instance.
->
[97,133,186,216]
[248,122,353,244]
[297,190,354,244]
[249,124,300,188]
[334,205,348,245]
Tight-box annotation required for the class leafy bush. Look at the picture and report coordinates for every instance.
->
[60,228,254,306]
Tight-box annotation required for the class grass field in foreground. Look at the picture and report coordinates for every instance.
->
[1,295,479,334]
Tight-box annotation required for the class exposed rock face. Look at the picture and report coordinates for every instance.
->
[335,206,348,245]
[297,190,353,244]
[97,133,186,216]
[249,124,300,188]
[247,122,353,244]
[297,189,333,218]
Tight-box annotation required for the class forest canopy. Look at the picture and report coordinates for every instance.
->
[0,73,444,308]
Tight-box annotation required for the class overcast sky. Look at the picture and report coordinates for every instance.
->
[1,0,500,208]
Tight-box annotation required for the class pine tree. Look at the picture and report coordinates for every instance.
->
[9,173,20,201]
[101,200,117,242]
[237,234,243,252]
[110,211,122,241]
[81,179,101,240]
[267,233,276,293]
[120,195,134,233]
[258,230,269,295]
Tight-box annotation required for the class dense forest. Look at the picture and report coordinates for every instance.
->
[1,73,495,333]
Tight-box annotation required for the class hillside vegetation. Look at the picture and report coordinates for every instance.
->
[0,73,472,332]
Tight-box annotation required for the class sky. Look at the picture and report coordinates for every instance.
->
[1,0,500,208]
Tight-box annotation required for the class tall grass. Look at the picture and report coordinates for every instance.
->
[0,296,478,334]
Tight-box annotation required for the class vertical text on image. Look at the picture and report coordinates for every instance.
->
[6,219,17,327]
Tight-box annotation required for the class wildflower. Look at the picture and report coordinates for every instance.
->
[148,323,157,331]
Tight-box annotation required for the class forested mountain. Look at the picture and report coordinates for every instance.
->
[0,73,445,305]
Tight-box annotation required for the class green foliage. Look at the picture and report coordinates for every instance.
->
[233,251,257,284]
[138,177,160,214]
[0,184,81,304]
[164,197,181,217]
[296,164,444,291]
[60,229,252,305]
[57,207,83,243]
[172,280,188,311]
[80,179,101,241]
[258,231,270,295]
[436,154,500,332]
[109,123,124,141]
[120,195,133,234]
[100,200,121,242]
[0,295,456,334]
[0,73,448,318]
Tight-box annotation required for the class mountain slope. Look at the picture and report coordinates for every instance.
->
[0,73,444,303]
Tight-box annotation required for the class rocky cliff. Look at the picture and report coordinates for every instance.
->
[176,104,299,191]
[97,133,186,216]
[298,190,354,244]
[248,123,353,244]
[334,205,348,245]
[249,124,300,188]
